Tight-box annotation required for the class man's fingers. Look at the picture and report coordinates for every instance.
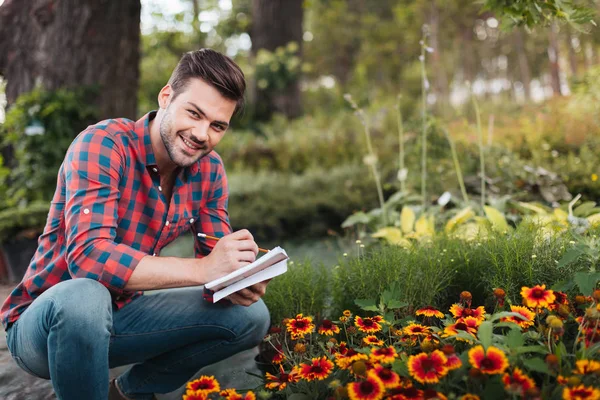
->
[228,229,254,241]
[235,239,259,255]
[238,250,256,264]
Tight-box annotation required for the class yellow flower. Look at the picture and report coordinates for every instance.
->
[592,173,598,182]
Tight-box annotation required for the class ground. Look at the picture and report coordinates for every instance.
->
[0,284,262,400]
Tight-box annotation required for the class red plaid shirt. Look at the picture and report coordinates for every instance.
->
[1,111,232,330]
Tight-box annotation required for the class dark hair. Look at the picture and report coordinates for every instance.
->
[168,48,246,114]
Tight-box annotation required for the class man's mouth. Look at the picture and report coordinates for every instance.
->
[180,135,202,151]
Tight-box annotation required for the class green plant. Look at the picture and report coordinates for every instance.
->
[263,259,331,325]
[0,201,51,243]
[1,86,98,207]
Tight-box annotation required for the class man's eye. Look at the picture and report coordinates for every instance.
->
[188,110,199,118]
[212,125,225,132]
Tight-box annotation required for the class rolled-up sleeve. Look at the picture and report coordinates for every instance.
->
[194,156,232,257]
[64,129,147,294]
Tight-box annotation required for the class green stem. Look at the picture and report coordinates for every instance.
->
[442,128,469,204]
[361,120,387,226]
[396,94,406,193]
[472,91,485,210]
[420,45,428,210]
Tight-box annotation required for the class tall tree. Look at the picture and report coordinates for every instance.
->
[251,0,304,120]
[0,0,141,119]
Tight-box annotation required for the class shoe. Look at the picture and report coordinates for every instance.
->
[109,378,158,400]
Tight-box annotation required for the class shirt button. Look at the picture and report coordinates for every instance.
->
[165,221,170,226]
[83,208,90,214]
[189,218,194,223]
[153,253,156,256]
[158,186,162,192]
[153,167,158,172]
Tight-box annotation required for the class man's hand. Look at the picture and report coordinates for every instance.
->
[203,229,258,283]
[227,279,271,306]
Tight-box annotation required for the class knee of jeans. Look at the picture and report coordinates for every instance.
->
[244,299,271,344]
[50,278,112,330]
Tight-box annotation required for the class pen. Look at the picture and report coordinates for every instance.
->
[196,233,270,254]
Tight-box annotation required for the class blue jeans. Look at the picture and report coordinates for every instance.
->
[5,278,270,400]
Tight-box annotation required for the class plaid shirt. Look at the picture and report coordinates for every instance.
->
[1,111,232,330]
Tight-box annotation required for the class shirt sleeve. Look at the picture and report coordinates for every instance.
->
[194,154,232,258]
[63,128,147,295]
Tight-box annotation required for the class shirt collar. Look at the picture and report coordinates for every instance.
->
[134,111,200,180]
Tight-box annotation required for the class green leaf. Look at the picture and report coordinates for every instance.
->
[522,357,550,374]
[514,345,548,355]
[484,206,511,233]
[490,311,529,323]
[574,271,600,295]
[506,328,525,348]
[574,201,597,217]
[288,394,313,400]
[478,321,493,349]
[355,299,379,312]
[341,211,372,228]
[555,342,567,365]
[387,300,408,309]
[391,359,410,377]
[558,246,586,268]
[482,378,505,400]
[552,279,576,292]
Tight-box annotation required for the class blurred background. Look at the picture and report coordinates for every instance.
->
[1,0,599,280]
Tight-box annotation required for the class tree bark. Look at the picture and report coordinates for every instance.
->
[547,22,562,96]
[251,0,303,120]
[514,28,531,100]
[0,0,141,120]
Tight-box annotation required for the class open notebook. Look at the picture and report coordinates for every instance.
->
[205,246,289,302]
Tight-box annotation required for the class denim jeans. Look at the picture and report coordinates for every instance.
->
[5,278,270,400]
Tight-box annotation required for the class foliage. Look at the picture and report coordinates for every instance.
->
[227,164,380,241]
[483,0,597,29]
[0,86,98,208]
[0,201,50,243]
[207,284,600,398]
[263,259,331,326]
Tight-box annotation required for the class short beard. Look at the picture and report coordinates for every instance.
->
[159,109,204,168]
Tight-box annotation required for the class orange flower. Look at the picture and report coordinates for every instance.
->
[219,389,256,400]
[521,285,556,309]
[369,346,398,364]
[445,353,462,371]
[468,345,509,375]
[442,318,478,341]
[347,370,386,400]
[501,305,535,329]
[423,389,448,399]
[574,360,600,375]
[562,384,600,400]
[343,310,353,317]
[272,351,285,364]
[185,376,220,394]
[502,368,536,397]
[318,319,340,335]
[355,316,385,333]
[416,306,444,319]
[407,350,449,384]
[459,395,480,400]
[449,304,486,321]
[363,335,384,346]
[183,392,208,400]
[387,387,423,399]
[299,356,334,381]
[336,349,369,369]
[265,365,301,391]
[404,323,431,336]
[372,364,401,389]
[286,314,315,339]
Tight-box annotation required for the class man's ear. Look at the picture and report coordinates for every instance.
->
[157,84,173,110]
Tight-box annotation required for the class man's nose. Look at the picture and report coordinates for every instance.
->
[191,123,210,142]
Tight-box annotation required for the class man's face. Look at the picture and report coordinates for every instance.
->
[158,78,237,168]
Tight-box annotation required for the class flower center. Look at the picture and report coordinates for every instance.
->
[364,319,374,326]
[421,358,435,371]
[481,357,495,369]
[359,381,376,394]
[532,289,544,298]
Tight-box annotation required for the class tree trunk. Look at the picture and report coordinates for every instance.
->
[514,28,531,100]
[566,27,579,78]
[0,0,141,120]
[547,22,563,96]
[251,0,303,120]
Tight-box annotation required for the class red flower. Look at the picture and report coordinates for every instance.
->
[185,375,220,394]
[404,323,431,336]
[501,305,535,329]
[372,364,401,389]
[369,346,398,364]
[468,345,509,375]
[387,387,423,399]
[299,356,334,381]
[449,304,485,321]
[347,370,386,400]
[521,285,555,309]
[416,306,444,319]
[318,319,340,335]
[264,365,300,391]
[286,314,315,339]
[407,350,449,384]
[363,335,384,346]
[562,384,600,399]
[219,389,256,400]
[355,316,385,333]
[502,368,536,397]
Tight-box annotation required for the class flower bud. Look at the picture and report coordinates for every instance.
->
[593,289,600,302]
[558,304,570,318]
[575,295,587,305]
[549,318,564,330]
[351,360,367,377]
[545,354,559,366]
[567,376,581,387]
[293,343,306,354]
[469,368,482,379]
[441,344,455,355]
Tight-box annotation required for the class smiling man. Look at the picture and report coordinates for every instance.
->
[1,49,270,400]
